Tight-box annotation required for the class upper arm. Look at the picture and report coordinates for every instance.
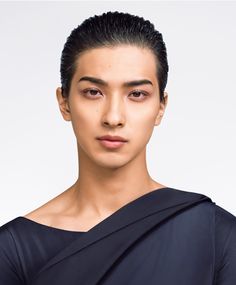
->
[214,205,236,284]
[0,225,24,284]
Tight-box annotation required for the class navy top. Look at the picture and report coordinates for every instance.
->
[0,187,236,285]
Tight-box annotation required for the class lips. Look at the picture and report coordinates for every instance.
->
[97,135,128,142]
[97,138,127,149]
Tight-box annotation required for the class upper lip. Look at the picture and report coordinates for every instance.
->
[97,135,128,142]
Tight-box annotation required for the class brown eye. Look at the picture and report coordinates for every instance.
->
[83,88,102,98]
[82,88,149,101]
[129,90,148,100]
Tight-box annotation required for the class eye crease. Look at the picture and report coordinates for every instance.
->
[81,88,149,101]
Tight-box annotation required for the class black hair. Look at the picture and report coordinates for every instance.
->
[60,11,169,103]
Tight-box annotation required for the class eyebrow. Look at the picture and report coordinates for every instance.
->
[77,76,153,87]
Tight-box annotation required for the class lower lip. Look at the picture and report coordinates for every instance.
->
[98,139,127,149]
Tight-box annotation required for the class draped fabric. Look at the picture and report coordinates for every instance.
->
[1,187,236,285]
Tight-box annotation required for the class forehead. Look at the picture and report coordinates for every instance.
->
[73,45,158,87]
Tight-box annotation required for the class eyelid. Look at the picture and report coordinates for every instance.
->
[131,89,149,95]
[81,88,150,100]
[82,87,149,94]
[81,87,101,94]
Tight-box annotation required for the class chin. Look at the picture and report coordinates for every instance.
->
[93,156,131,170]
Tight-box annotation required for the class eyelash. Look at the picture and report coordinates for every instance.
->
[82,88,149,101]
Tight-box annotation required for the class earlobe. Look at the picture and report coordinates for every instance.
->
[154,112,163,126]
[56,87,71,121]
[163,91,168,107]
[154,91,168,126]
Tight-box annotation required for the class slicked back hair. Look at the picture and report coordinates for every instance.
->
[60,11,169,103]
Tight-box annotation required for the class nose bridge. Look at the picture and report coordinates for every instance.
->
[102,89,125,125]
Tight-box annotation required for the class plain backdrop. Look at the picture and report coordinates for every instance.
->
[0,1,236,226]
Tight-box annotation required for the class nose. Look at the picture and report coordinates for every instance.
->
[101,94,125,128]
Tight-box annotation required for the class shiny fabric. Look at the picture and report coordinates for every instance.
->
[0,187,236,284]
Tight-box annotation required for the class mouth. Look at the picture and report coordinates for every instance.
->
[97,135,128,142]
[97,138,127,149]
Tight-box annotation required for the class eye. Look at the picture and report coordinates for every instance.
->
[129,90,149,101]
[82,88,149,101]
[82,88,102,98]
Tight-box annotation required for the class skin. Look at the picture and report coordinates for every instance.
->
[25,45,168,232]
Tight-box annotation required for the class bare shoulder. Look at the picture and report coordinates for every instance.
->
[23,188,71,225]
[22,186,96,232]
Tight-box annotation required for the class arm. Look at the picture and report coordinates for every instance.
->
[214,205,236,284]
[0,225,24,284]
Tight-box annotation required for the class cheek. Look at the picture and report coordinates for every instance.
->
[129,110,157,143]
[131,105,157,127]
[69,104,97,141]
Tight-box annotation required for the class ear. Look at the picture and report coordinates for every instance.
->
[154,91,168,126]
[56,87,71,121]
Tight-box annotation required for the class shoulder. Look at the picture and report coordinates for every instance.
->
[176,189,235,227]
[0,221,15,250]
[214,204,236,246]
[214,204,236,234]
[0,221,25,283]
[0,219,20,251]
[22,188,71,225]
[213,204,236,279]
[169,188,236,279]
[212,204,236,282]
[172,188,236,240]
[214,204,236,253]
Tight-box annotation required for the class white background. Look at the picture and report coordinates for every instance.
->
[0,1,236,226]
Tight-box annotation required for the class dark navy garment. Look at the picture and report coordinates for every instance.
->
[0,187,236,284]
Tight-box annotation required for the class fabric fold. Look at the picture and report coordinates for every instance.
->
[30,187,213,285]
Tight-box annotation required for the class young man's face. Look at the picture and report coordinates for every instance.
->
[56,45,168,169]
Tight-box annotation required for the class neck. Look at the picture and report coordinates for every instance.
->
[65,145,165,219]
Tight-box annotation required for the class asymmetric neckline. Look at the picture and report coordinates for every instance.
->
[17,216,87,234]
[17,186,170,234]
